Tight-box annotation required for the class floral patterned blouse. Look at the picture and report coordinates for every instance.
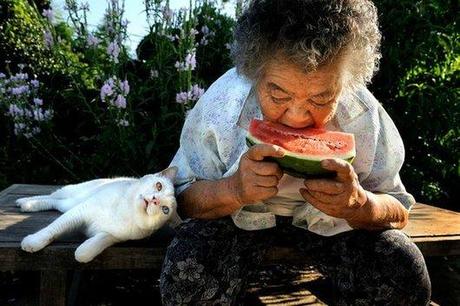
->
[169,67,415,236]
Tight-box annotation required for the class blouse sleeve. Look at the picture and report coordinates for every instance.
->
[169,107,226,196]
[359,104,416,211]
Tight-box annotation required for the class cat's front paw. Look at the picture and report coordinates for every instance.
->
[15,197,30,207]
[21,234,50,253]
[74,248,95,263]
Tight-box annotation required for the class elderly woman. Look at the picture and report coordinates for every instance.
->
[160,0,431,305]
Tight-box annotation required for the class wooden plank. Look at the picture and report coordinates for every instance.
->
[403,203,460,238]
[2,184,460,263]
[40,270,67,306]
[0,184,19,198]
[0,243,168,271]
[2,184,61,195]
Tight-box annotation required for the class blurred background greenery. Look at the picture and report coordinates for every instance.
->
[1,0,457,210]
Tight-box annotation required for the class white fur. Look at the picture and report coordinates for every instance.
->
[17,167,179,263]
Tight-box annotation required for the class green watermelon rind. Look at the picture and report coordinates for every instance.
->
[246,135,355,179]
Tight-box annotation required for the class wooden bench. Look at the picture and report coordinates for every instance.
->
[1,184,459,306]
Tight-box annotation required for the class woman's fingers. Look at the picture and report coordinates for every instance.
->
[320,158,356,182]
[255,175,279,187]
[246,144,285,161]
[251,161,283,179]
[304,179,344,195]
[304,189,341,204]
[254,186,278,198]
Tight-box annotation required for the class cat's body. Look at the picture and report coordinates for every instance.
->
[16,167,178,263]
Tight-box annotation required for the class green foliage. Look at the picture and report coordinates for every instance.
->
[371,0,459,208]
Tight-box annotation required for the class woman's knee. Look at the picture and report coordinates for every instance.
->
[373,229,432,305]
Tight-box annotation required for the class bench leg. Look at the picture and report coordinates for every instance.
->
[40,270,67,306]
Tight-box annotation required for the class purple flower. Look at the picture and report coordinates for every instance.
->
[33,98,43,106]
[100,84,113,101]
[12,73,28,81]
[0,72,5,79]
[191,84,205,100]
[201,25,210,36]
[119,79,130,95]
[30,79,40,88]
[185,52,196,70]
[87,34,100,47]
[200,37,208,46]
[43,30,54,48]
[8,104,23,117]
[175,91,192,104]
[11,85,29,96]
[113,95,127,109]
[43,110,53,120]
[162,6,174,20]
[107,41,120,63]
[33,109,45,121]
[42,9,54,22]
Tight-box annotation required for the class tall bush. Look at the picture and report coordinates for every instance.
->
[371,0,459,209]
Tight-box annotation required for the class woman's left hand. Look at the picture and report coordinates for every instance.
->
[299,158,369,221]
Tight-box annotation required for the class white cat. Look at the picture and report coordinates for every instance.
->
[15,167,180,263]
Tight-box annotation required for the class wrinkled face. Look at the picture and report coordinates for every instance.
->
[136,167,177,226]
[256,58,344,129]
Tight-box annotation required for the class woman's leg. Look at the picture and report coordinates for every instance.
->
[288,227,432,306]
[160,217,274,306]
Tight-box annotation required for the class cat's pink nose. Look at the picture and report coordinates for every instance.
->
[151,198,160,205]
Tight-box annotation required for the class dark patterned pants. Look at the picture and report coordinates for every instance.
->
[160,216,431,305]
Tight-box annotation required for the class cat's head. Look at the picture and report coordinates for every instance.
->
[134,166,178,230]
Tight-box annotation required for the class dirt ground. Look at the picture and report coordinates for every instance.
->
[1,256,459,305]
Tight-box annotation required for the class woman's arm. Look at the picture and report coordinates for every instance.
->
[178,144,285,219]
[177,177,240,219]
[300,158,410,231]
[346,191,409,230]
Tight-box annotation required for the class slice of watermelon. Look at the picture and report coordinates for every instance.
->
[246,119,355,178]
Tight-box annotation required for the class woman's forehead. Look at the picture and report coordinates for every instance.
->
[261,59,343,96]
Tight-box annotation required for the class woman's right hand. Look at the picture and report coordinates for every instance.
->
[228,144,285,206]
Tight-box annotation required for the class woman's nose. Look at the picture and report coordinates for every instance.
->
[283,106,312,128]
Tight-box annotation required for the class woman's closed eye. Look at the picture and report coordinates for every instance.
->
[309,98,334,107]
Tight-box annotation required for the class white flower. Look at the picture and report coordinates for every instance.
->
[150,70,159,78]
[117,119,129,126]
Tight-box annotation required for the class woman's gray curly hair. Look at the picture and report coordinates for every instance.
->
[230,0,382,91]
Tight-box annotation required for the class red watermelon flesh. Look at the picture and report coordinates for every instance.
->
[246,119,355,177]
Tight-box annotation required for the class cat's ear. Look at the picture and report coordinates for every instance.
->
[160,166,178,181]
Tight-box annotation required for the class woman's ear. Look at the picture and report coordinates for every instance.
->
[160,166,178,181]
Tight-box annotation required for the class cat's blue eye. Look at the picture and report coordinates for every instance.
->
[162,206,169,214]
